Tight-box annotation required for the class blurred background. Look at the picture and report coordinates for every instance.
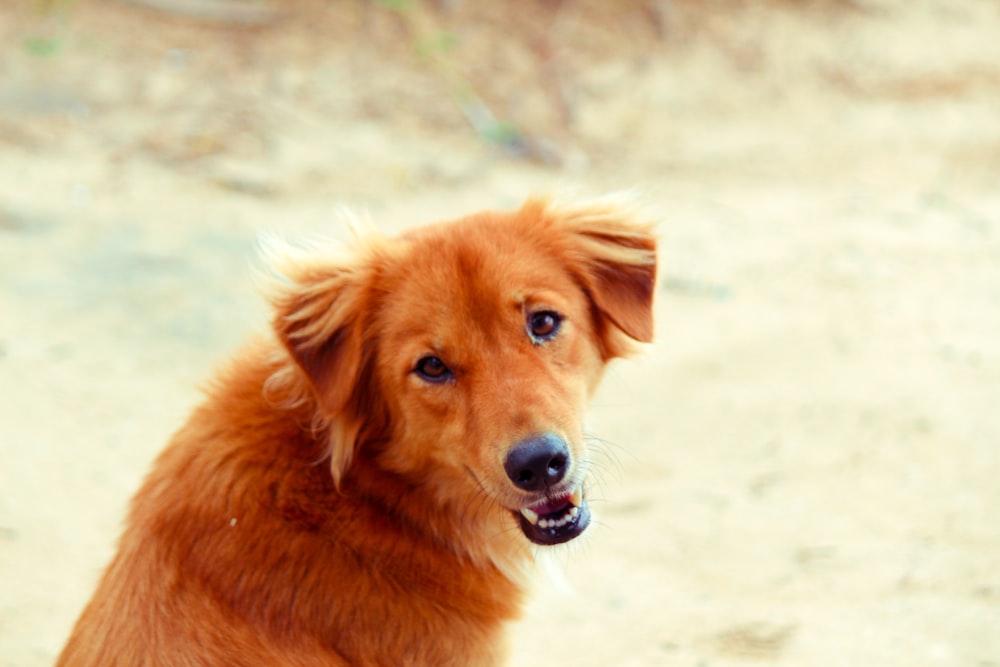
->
[1,1,998,665]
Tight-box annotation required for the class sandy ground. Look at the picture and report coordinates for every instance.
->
[2,1,999,665]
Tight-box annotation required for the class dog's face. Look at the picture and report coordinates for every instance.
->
[272,198,656,547]
[372,214,613,546]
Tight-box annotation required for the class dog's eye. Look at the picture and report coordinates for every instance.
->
[528,311,562,342]
[414,356,452,383]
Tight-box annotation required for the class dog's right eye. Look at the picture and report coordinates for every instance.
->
[414,356,452,383]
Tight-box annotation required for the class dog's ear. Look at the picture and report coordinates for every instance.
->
[271,263,368,419]
[534,197,658,357]
[265,241,378,484]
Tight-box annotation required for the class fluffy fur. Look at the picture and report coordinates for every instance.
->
[57,196,657,666]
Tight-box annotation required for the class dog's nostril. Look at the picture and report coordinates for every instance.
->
[504,433,571,492]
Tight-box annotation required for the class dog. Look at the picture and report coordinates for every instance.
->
[57,195,657,666]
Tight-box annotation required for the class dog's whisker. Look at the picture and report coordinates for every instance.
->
[582,435,632,494]
[585,433,634,466]
[463,465,509,528]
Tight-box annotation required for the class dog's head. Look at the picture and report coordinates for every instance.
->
[269,197,656,549]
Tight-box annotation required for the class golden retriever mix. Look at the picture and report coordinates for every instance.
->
[57,196,656,666]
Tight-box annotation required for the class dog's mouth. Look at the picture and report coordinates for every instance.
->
[514,487,590,546]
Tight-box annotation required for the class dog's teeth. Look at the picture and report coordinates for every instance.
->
[568,506,579,518]
[569,488,583,507]
[520,508,539,525]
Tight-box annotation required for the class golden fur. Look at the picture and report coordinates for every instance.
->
[57,196,657,666]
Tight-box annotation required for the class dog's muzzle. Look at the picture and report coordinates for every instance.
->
[504,433,591,545]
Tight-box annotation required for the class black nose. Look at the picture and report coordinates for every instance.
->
[504,433,570,492]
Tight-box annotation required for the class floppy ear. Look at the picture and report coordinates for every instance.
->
[266,246,376,485]
[271,263,367,419]
[536,197,658,355]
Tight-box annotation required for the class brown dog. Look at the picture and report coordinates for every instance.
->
[57,196,657,666]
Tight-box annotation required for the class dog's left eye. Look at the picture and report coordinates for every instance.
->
[527,311,562,342]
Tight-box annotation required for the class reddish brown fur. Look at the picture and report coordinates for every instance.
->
[57,196,657,666]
